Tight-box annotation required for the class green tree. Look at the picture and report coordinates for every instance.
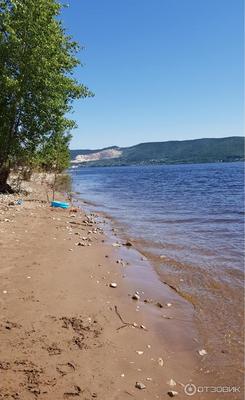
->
[37,132,71,172]
[0,0,92,191]
[36,133,72,200]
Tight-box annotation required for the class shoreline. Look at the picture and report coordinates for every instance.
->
[0,180,243,399]
[73,196,201,349]
[72,185,244,390]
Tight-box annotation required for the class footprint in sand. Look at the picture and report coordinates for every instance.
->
[56,362,76,376]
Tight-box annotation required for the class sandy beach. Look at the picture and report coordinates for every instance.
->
[0,180,242,399]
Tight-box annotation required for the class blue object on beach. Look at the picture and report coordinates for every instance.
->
[51,201,69,209]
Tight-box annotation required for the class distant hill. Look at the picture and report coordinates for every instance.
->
[70,146,120,159]
[70,137,245,167]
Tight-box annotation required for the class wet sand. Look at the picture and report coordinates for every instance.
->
[0,181,243,399]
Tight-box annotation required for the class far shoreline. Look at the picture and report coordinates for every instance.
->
[70,160,245,169]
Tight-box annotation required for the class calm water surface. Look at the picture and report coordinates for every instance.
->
[71,162,244,376]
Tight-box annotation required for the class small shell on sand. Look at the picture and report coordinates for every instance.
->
[109,282,117,288]
[167,379,176,386]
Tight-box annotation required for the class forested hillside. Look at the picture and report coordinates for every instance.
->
[71,137,244,166]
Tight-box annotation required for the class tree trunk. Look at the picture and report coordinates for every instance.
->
[0,164,13,193]
[0,103,20,193]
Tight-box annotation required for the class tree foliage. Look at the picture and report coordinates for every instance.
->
[0,0,92,190]
[37,133,72,172]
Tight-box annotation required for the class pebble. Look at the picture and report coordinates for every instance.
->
[135,382,146,390]
[132,293,140,300]
[166,303,172,307]
[109,282,117,288]
[168,391,178,397]
[167,379,176,386]
[156,302,163,308]
[140,324,147,330]
[136,351,144,355]
[158,357,164,367]
[3,290,7,294]
[198,349,207,356]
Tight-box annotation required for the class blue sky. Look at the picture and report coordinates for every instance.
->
[61,0,244,150]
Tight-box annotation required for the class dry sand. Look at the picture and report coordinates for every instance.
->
[0,181,242,399]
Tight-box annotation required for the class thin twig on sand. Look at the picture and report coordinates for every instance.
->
[124,390,135,397]
[114,305,147,331]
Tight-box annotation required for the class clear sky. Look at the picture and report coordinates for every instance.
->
[61,0,244,150]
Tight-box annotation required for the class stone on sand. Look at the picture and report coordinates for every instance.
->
[135,382,146,390]
[198,349,207,356]
[168,390,178,397]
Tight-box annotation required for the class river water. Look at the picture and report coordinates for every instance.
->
[71,162,244,385]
